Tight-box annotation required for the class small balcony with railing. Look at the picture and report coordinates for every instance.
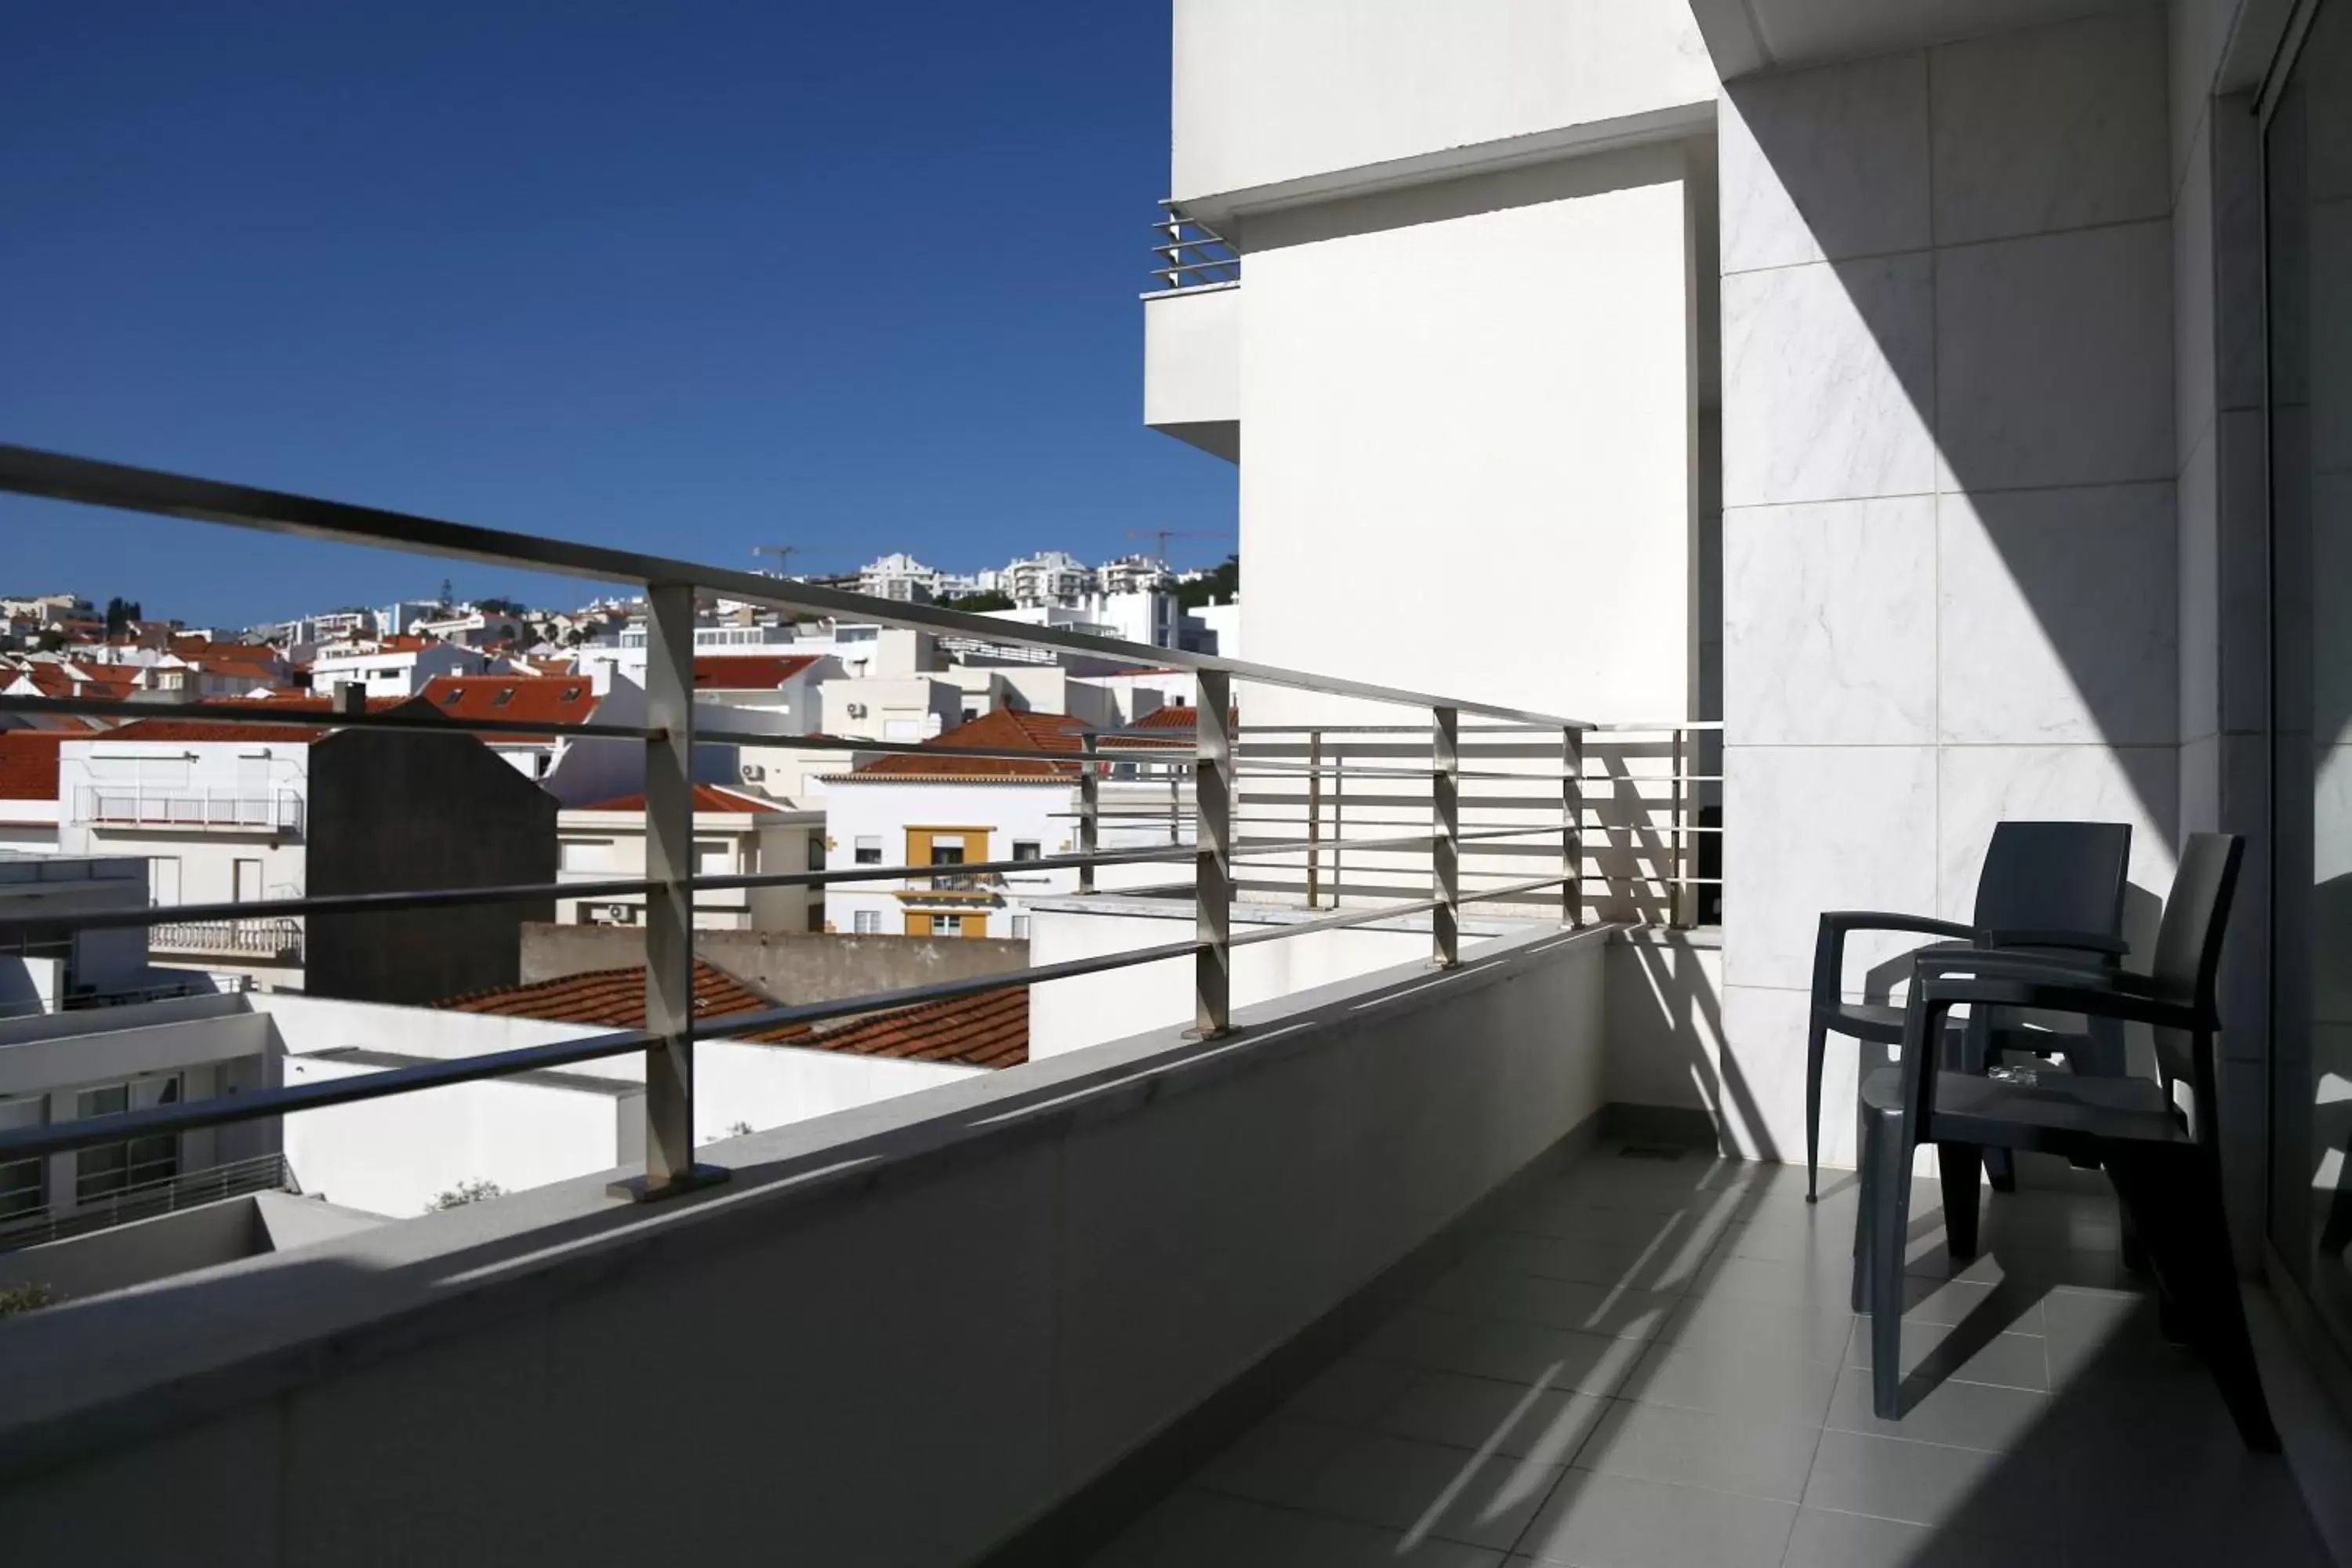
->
[1142,201,1239,459]
[74,786,303,836]
[146,916,304,964]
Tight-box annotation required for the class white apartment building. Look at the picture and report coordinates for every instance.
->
[1096,553,1174,596]
[373,599,444,637]
[821,710,1188,941]
[308,637,491,698]
[556,785,824,933]
[410,608,526,648]
[1001,550,1093,607]
[856,552,941,603]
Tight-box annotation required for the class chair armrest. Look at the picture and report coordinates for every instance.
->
[1976,927,2129,956]
[1912,947,2156,989]
[1813,912,1973,1007]
[1915,972,2198,1031]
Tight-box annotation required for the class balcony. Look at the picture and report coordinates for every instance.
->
[74,786,303,835]
[148,916,304,962]
[0,446,2326,1565]
[1142,204,1239,460]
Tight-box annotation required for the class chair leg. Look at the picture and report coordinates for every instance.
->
[1983,1145,2018,1193]
[2106,1146,2281,1452]
[1868,1110,1913,1420]
[1852,1114,1876,1314]
[1806,1014,1828,1203]
[1936,1143,1984,1260]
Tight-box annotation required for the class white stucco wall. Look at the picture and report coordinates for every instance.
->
[1236,143,1698,727]
[56,739,309,909]
[1143,284,1240,432]
[1171,0,1716,206]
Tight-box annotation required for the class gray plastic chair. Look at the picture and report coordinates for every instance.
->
[1806,821,2134,1203]
[1850,833,2278,1450]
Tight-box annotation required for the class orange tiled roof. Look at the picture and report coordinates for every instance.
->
[435,963,1027,1066]
[572,784,781,815]
[849,710,1086,781]
[418,675,596,742]
[1133,704,1197,729]
[0,732,64,802]
[692,655,822,690]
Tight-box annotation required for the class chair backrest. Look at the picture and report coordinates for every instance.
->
[1970,821,2133,938]
[2148,833,2245,1094]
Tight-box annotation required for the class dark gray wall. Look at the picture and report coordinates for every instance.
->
[518,923,1029,1002]
[306,731,557,1005]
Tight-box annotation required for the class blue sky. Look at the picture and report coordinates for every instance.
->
[0,2,1232,627]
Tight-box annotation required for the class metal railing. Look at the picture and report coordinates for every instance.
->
[75,786,304,833]
[0,1152,296,1254]
[0,441,1602,1202]
[1152,202,1239,290]
[148,917,305,960]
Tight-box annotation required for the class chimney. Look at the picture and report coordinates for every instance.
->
[334,681,366,716]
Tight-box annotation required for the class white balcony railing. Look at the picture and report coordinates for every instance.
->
[147,916,304,961]
[75,787,303,834]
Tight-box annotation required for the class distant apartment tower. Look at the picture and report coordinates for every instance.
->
[1002,551,1093,608]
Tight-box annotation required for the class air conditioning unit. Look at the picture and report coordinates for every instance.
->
[740,763,764,781]
[605,905,636,924]
[846,702,869,719]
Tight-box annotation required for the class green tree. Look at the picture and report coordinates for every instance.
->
[33,629,66,653]
[1175,554,1240,610]
[0,1283,58,1319]
[103,596,143,637]
[942,590,1016,612]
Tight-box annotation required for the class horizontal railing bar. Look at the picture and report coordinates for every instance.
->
[693,840,1198,893]
[1234,763,1577,782]
[680,936,1207,1042]
[0,1024,661,1165]
[1461,872,1579,902]
[0,877,660,935]
[1236,721,1721,735]
[690,727,1192,765]
[0,443,1591,731]
[1227,898,1442,946]
[0,691,660,742]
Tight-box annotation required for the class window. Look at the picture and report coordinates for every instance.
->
[1011,915,1031,939]
[1011,840,1042,862]
[439,688,463,704]
[560,839,612,873]
[695,838,731,876]
[931,914,963,936]
[854,835,882,866]
[0,1096,42,1221]
[929,843,966,866]
[807,836,826,871]
[74,1076,181,1203]
[492,688,515,707]
[852,909,880,935]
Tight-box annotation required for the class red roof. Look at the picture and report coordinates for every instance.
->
[0,732,64,802]
[435,963,1026,1066]
[692,655,822,691]
[572,784,781,815]
[850,710,1087,781]
[96,694,416,745]
[418,676,596,741]
[1134,704,1198,729]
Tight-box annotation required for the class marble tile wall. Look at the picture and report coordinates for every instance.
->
[1715,5,2202,1164]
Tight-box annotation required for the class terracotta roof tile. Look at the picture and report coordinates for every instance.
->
[0,732,63,801]
[692,655,822,690]
[419,676,596,731]
[434,964,1027,1067]
[572,784,781,814]
[849,710,1086,781]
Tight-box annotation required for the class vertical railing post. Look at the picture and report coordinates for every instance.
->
[1194,669,1232,1037]
[1079,731,1100,895]
[1671,725,1690,930]
[613,580,724,1200]
[1306,727,1323,910]
[1563,726,1584,927]
[1432,706,1459,967]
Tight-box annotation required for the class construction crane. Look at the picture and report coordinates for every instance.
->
[753,543,800,577]
[1124,526,1235,566]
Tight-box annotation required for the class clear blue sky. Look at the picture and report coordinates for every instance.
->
[0,2,1232,628]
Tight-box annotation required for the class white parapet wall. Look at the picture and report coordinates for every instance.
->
[0,924,1607,1565]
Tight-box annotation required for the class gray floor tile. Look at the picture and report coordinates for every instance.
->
[1779,1507,2071,1567]
[1191,1415,1355,1505]
[1617,1339,1842,1425]
[1893,1273,2047,1334]
[1363,1308,1650,1395]
[1798,1430,2018,1537]
[1472,1226,1718,1295]
[1417,1255,1535,1315]
[1298,1429,1566,1552]
[1513,1468,1798,1566]
[1846,1316,2049,1392]
[1374,1370,1611,1465]
[1900,1240,2129,1292]
[1282,1355,1420,1426]
[1087,1490,1507,1568]
[1279,1509,1515,1566]
[1658,1290,1857,1367]
[1822,1362,2052,1453]
[1571,1397,1820,1502]
[1687,1253,1858,1312]
[1491,1276,1682,1340]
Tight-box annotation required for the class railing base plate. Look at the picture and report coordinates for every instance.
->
[606,1163,731,1203]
